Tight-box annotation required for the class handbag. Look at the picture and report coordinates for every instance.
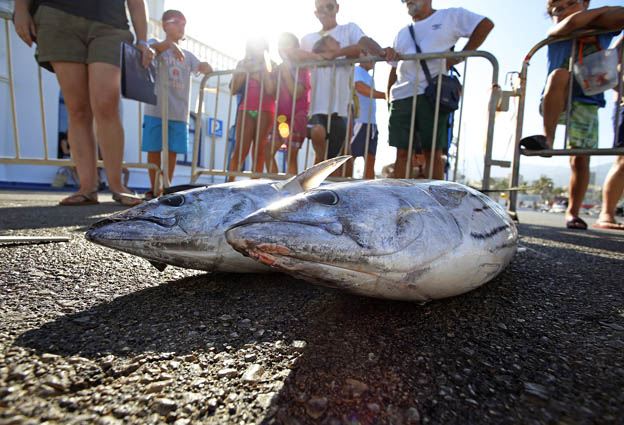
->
[573,40,619,97]
[120,42,158,105]
[407,24,462,114]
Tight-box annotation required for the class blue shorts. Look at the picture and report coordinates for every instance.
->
[350,123,378,157]
[141,115,189,154]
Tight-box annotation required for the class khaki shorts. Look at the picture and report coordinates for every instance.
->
[34,6,133,72]
[539,100,599,149]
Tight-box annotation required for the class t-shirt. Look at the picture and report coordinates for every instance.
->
[546,33,618,107]
[301,22,365,117]
[276,66,311,118]
[354,66,376,124]
[390,7,484,101]
[144,40,201,123]
[38,0,129,29]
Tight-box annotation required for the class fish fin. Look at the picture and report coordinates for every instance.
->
[149,261,168,272]
[275,156,352,195]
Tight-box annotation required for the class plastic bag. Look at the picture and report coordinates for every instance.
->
[573,46,619,96]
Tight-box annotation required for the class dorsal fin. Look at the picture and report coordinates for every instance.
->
[274,156,351,195]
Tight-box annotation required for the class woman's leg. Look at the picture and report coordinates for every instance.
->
[263,136,281,174]
[287,145,300,175]
[253,112,274,174]
[88,62,130,194]
[51,62,97,196]
[228,112,254,182]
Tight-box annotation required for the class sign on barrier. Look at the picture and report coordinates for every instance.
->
[208,118,223,138]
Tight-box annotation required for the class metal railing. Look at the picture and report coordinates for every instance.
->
[190,50,500,187]
[508,29,624,215]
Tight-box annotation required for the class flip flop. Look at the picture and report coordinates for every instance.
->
[59,191,99,206]
[519,135,552,157]
[592,221,624,230]
[566,216,588,230]
[112,191,143,207]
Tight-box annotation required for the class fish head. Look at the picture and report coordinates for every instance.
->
[85,182,274,269]
[226,180,463,290]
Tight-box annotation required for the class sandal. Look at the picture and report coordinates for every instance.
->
[143,190,162,200]
[592,221,624,230]
[519,135,552,157]
[566,216,587,230]
[59,191,99,206]
[112,191,143,207]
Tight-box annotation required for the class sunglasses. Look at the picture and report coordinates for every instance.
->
[316,3,336,13]
[164,18,186,26]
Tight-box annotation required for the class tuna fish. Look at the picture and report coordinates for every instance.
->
[85,156,350,272]
[226,179,518,302]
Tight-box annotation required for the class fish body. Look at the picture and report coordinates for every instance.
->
[226,179,518,302]
[85,157,350,272]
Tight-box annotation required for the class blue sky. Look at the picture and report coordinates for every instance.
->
[167,0,622,182]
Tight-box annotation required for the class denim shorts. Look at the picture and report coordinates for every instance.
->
[141,115,189,154]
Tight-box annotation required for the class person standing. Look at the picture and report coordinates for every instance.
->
[13,0,154,206]
[351,53,385,179]
[141,9,213,199]
[292,0,395,165]
[519,1,624,229]
[388,0,493,180]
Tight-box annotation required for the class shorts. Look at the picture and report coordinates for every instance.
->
[306,113,347,159]
[34,6,133,72]
[614,102,624,148]
[388,95,449,152]
[350,123,378,157]
[141,115,189,154]
[539,100,599,149]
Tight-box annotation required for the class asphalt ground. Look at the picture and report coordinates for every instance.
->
[1,189,623,425]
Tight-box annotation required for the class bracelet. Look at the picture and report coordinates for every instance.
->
[136,40,150,48]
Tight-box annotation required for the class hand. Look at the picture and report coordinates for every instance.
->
[136,43,155,68]
[446,57,463,70]
[382,47,398,62]
[13,8,37,47]
[168,41,185,62]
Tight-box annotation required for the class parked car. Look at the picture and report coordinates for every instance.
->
[549,203,566,214]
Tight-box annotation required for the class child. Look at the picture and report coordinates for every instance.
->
[142,9,213,199]
[312,35,341,58]
[228,37,276,182]
[263,33,311,175]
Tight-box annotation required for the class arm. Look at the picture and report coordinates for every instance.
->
[283,47,325,63]
[149,40,185,61]
[355,81,385,99]
[229,60,248,94]
[387,67,398,101]
[127,0,155,67]
[331,44,362,60]
[198,62,213,74]
[278,63,304,100]
[549,7,624,36]
[358,37,398,62]
[13,0,36,47]
[447,17,494,69]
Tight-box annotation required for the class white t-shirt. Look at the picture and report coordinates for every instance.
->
[301,22,365,117]
[390,8,484,102]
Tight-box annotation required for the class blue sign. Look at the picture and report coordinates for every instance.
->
[208,118,223,138]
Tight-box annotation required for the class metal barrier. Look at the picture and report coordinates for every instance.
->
[190,50,500,187]
[508,29,624,216]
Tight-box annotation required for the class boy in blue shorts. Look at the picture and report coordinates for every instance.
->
[142,9,213,199]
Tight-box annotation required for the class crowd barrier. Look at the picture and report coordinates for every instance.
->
[189,50,501,189]
[508,29,624,217]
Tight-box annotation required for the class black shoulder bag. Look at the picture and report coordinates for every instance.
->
[407,24,462,114]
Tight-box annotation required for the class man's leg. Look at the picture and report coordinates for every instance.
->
[542,69,570,148]
[423,149,445,180]
[598,156,624,224]
[51,62,97,196]
[364,154,376,180]
[310,124,327,164]
[393,148,410,179]
[88,62,129,195]
[147,151,161,192]
[567,154,590,221]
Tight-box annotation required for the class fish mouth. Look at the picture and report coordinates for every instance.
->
[86,215,178,242]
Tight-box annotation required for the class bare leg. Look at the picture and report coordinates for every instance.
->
[364,154,376,180]
[423,149,445,180]
[542,69,570,148]
[88,62,129,195]
[393,148,410,179]
[147,151,161,193]
[310,125,327,164]
[228,113,254,182]
[252,112,274,174]
[51,62,97,196]
[287,145,300,175]
[566,155,590,220]
[598,156,624,224]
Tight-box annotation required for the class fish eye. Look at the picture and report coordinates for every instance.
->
[308,190,339,205]
[159,194,185,207]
